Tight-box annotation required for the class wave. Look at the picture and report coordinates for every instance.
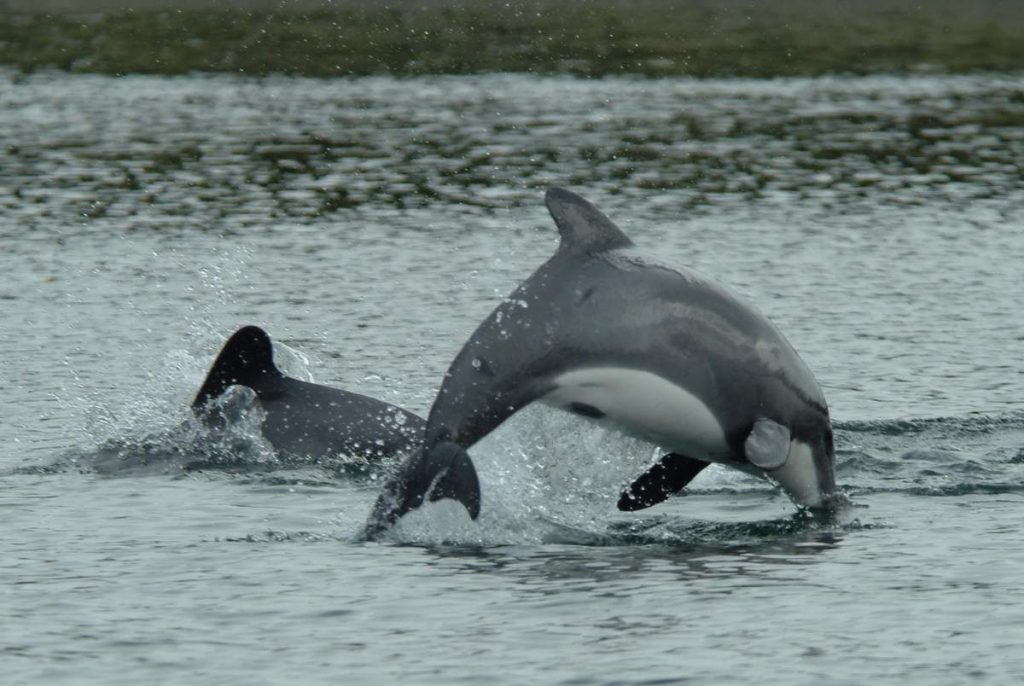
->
[836,410,1024,438]
[831,410,1024,498]
[16,387,393,482]
[12,374,1024,547]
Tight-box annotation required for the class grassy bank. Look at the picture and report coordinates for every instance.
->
[2,0,1023,77]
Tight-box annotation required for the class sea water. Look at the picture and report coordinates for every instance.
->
[2,71,1024,684]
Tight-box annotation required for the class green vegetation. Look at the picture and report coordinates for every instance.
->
[2,0,1023,77]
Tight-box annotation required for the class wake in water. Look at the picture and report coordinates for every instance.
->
[15,339,1024,548]
[366,404,852,546]
[20,340,401,482]
[31,386,393,482]
[834,412,1024,497]
[362,408,1024,547]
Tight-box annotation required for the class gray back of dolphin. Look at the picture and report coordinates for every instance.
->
[364,189,836,537]
[193,326,424,461]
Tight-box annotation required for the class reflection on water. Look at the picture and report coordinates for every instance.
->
[2,72,1021,227]
[425,524,844,587]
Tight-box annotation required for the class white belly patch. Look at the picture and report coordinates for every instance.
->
[542,367,729,460]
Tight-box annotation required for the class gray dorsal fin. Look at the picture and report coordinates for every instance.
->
[192,325,286,408]
[744,418,791,470]
[545,188,633,255]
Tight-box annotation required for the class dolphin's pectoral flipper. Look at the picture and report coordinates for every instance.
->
[745,418,791,470]
[361,442,481,540]
[617,453,710,511]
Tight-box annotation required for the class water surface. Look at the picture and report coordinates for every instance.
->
[2,70,1024,684]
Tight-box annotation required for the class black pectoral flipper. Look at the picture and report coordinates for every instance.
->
[617,453,710,511]
[361,442,481,540]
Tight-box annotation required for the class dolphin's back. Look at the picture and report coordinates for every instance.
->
[195,326,425,461]
[261,377,425,459]
[427,245,827,458]
[576,252,828,444]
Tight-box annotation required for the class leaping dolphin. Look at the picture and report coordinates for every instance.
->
[193,326,424,461]
[362,189,836,538]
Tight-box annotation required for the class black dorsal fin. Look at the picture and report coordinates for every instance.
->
[192,325,286,408]
[545,187,633,255]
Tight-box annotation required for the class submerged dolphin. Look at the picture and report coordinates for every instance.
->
[363,188,836,538]
[193,326,424,461]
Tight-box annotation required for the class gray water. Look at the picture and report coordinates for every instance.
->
[2,70,1024,684]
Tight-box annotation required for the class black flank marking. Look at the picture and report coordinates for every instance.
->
[566,402,605,419]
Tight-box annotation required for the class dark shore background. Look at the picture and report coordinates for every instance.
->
[2,0,1023,77]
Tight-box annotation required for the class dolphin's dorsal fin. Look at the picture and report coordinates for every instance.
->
[192,325,286,408]
[745,418,791,470]
[545,188,633,255]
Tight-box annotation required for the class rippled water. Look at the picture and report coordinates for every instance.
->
[3,70,1024,684]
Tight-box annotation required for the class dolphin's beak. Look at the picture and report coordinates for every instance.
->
[768,438,837,509]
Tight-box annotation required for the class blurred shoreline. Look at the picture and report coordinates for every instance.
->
[2,0,1023,77]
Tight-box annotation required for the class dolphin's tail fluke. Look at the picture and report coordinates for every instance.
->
[360,442,481,541]
[192,325,287,409]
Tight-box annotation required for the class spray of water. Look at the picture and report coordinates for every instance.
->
[375,405,790,546]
